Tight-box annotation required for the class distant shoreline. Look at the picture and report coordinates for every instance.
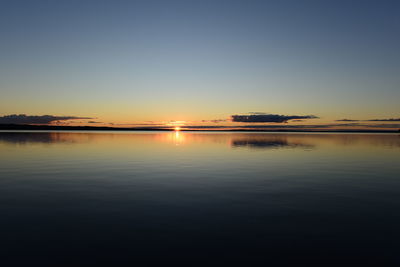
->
[0,124,398,133]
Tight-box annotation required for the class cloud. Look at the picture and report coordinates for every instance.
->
[366,118,400,122]
[0,114,93,125]
[354,123,400,129]
[231,113,318,123]
[336,118,400,122]
[336,119,360,122]
[248,112,268,115]
[184,123,399,130]
[201,119,227,123]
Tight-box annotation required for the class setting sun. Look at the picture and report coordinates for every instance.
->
[1,1,399,265]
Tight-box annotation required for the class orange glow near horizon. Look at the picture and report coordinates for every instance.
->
[21,116,398,132]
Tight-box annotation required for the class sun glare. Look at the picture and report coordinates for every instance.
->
[174,126,181,131]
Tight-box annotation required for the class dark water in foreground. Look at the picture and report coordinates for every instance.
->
[0,131,399,266]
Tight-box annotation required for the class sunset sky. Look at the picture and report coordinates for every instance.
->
[0,0,399,129]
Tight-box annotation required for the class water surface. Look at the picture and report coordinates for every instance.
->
[1,131,399,265]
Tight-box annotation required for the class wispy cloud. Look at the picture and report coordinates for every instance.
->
[336,119,360,122]
[0,114,93,125]
[231,113,318,123]
[201,119,227,123]
[335,118,400,122]
[366,118,400,122]
[355,124,400,129]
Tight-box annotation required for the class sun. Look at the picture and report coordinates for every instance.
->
[167,121,185,131]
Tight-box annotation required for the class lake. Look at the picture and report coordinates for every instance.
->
[0,131,399,265]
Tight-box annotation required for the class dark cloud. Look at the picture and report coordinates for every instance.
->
[0,114,93,125]
[336,119,360,122]
[231,114,318,123]
[366,118,400,122]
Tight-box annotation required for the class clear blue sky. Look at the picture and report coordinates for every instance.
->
[0,0,399,125]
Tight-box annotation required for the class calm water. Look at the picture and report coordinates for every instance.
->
[1,131,399,265]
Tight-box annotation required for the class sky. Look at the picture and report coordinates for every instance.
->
[0,0,399,129]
